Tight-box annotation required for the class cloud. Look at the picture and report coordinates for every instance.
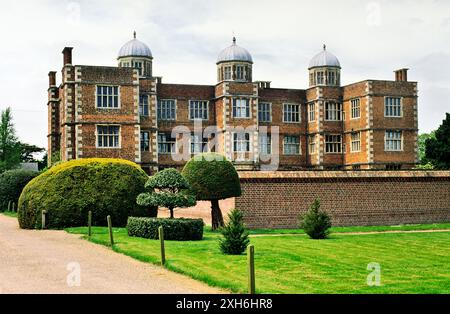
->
[0,0,449,150]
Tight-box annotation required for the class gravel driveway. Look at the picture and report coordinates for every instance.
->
[0,215,224,294]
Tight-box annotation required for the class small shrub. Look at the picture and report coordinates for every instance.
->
[299,199,332,239]
[0,169,38,211]
[127,217,204,241]
[18,158,156,229]
[219,209,250,255]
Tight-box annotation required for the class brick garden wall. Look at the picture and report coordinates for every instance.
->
[236,171,450,228]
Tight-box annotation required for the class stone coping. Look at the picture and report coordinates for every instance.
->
[238,170,450,179]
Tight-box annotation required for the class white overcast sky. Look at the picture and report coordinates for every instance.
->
[0,0,449,150]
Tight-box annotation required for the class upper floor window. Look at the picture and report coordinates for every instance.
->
[258,103,271,122]
[385,130,402,151]
[158,132,175,154]
[133,61,143,76]
[140,131,150,152]
[97,86,119,108]
[325,102,342,121]
[328,71,336,85]
[224,66,232,80]
[236,65,244,80]
[158,99,176,120]
[308,103,316,122]
[316,72,324,85]
[190,134,208,154]
[325,134,342,153]
[97,125,120,148]
[351,132,361,152]
[283,103,300,123]
[385,97,402,117]
[233,133,250,152]
[259,133,271,155]
[233,99,250,118]
[139,95,149,116]
[283,136,300,155]
[189,100,208,120]
[351,98,360,119]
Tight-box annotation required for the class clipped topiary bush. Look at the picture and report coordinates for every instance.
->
[18,158,156,229]
[0,169,39,211]
[127,217,204,241]
[182,153,241,230]
[219,209,250,255]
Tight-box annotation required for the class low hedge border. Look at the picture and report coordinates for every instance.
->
[127,217,204,241]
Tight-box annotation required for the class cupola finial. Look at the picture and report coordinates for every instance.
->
[233,36,236,45]
[323,44,326,51]
[133,31,136,39]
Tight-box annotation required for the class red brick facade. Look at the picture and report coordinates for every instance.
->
[47,43,419,173]
[236,171,450,228]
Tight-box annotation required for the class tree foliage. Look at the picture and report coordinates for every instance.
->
[424,113,450,169]
[299,199,332,239]
[182,153,241,230]
[0,107,21,172]
[137,168,196,218]
[219,209,250,255]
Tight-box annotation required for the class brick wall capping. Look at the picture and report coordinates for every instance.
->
[238,170,450,179]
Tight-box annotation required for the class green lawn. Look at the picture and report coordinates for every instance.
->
[66,226,450,294]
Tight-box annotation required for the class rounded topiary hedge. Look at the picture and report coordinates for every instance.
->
[127,217,204,241]
[18,158,156,229]
[0,169,39,211]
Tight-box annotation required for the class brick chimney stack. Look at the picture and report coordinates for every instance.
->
[62,47,73,66]
[48,71,56,87]
[394,68,409,82]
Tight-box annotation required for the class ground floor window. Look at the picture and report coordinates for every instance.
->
[351,132,361,152]
[97,125,120,148]
[308,135,316,154]
[283,136,300,155]
[140,131,150,152]
[233,133,250,152]
[385,130,402,151]
[259,134,271,155]
[190,134,208,154]
[158,133,175,154]
[325,134,342,153]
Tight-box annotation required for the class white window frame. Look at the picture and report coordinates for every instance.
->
[139,95,149,117]
[350,132,361,153]
[385,130,403,151]
[258,102,272,122]
[140,131,150,152]
[283,135,301,155]
[189,100,209,120]
[224,66,232,80]
[259,133,272,155]
[95,85,120,109]
[233,132,251,153]
[232,98,251,119]
[316,71,325,85]
[283,103,301,123]
[350,98,360,119]
[236,65,245,80]
[384,97,403,118]
[190,134,208,154]
[325,134,342,154]
[308,103,316,122]
[157,132,176,154]
[157,99,177,121]
[96,125,121,149]
[308,135,316,154]
[325,102,342,121]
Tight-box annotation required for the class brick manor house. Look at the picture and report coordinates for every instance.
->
[47,33,419,173]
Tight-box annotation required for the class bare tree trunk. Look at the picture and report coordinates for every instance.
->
[211,199,224,231]
[169,207,174,219]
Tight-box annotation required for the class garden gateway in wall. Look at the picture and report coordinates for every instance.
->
[235,170,450,229]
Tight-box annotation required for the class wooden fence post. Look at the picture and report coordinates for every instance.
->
[158,226,166,266]
[88,211,92,237]
[107,215,114,246]
[41,210,47,229]
[248,244,255,294]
